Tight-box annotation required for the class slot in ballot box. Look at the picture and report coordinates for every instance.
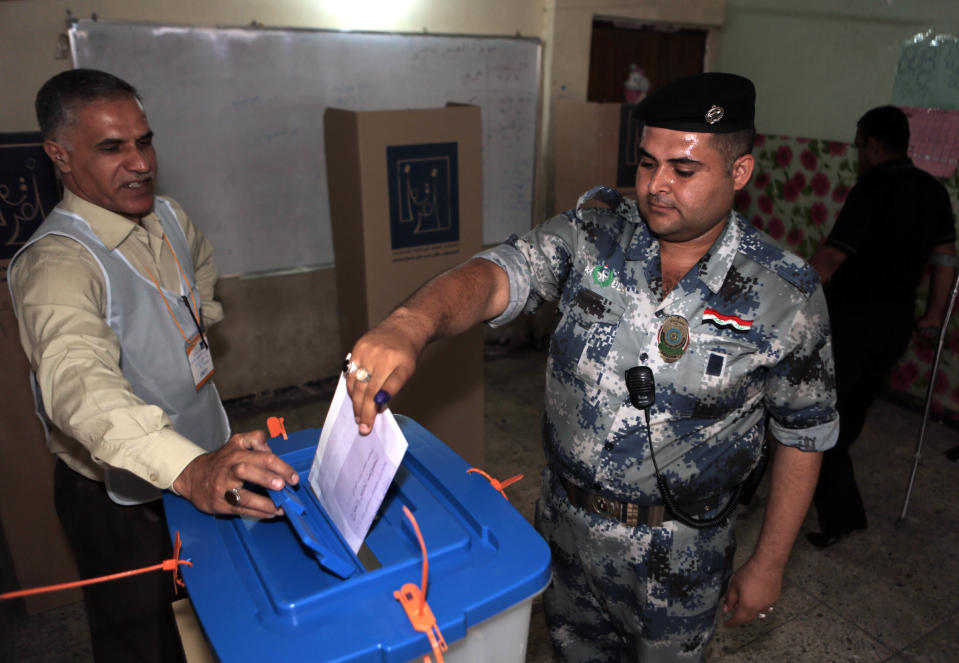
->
[163,417,551,663]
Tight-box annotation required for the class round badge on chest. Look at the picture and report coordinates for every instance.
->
[658,315,690,363]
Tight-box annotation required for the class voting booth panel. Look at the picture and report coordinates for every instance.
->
[164,419,552,663]
[325,106,485,466]
[0,133,82,610]
[553,101,641,215]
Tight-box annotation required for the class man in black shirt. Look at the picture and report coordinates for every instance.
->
[807,105,956,548]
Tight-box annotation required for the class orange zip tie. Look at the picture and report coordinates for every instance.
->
[394,505,447,663]
[466,468,524,501]
[0,531,192,602]
[267,416,288,440]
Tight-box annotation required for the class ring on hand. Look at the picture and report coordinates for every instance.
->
[355,367,372,383]
[342,352,358,375]
[758,612,767,620]
[225,487,241,506]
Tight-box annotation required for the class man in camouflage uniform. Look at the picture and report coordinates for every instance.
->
[345,73,838,661]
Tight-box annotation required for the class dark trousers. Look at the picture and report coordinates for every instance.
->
[813,310,913,536]
[54,461,186,663]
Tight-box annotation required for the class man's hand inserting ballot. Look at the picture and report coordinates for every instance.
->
[346,310,429,435]
[345,258,511,435]
[172,430,299,518]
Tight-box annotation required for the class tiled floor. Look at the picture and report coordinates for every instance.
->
[2,344,958,662]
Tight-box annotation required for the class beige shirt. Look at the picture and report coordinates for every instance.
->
[9,190,225,488]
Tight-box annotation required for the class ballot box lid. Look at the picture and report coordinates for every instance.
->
[163,416,551,663]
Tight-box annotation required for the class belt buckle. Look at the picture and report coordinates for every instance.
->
[588,493,621,521]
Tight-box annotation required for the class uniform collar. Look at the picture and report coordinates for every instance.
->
[60,188,160,251]
[626,208,742,295]
[698,213,742,295]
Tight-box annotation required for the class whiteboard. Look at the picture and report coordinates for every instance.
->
[69,20,541,276]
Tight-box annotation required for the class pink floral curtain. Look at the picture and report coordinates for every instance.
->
[735,134,959,423]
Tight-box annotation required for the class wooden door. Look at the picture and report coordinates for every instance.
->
[587,19,707,103]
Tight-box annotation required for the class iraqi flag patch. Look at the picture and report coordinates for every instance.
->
[703,308,753,332]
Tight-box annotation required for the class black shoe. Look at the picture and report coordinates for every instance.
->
[806,531,846,548]
[806,528,863,549]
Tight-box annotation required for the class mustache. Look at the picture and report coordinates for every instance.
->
[644,195,674,208]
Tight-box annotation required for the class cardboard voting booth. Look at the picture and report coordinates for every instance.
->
[0,133,81,611]
[163,419,551,663]
[325,105,484,467]
[553,100,641,215]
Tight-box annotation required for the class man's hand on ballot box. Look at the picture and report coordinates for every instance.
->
[172,430,299,518]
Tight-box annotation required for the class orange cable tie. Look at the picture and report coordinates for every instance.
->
[267,416,289,440]
[394,505,447,663]
[0,531,192,602]
[466,467,524,501]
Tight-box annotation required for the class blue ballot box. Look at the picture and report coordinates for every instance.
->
[163,416,552,663]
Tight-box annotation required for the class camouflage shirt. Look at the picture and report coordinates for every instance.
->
[478,187,838,504]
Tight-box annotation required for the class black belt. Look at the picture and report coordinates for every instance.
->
[559,477,720,528]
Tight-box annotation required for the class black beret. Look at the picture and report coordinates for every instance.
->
[634,72,755,134]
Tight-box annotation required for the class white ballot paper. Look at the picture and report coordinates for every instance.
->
[307,375,408,553]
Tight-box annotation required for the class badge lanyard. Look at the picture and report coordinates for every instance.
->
[142,235,215,390]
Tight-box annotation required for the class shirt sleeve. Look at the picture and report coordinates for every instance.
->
[764,285,839,451]
[474,211,579,327]
[824,182,869,257]
[930,181,957,247]
[165,197,224,328]
[9,236,206,489]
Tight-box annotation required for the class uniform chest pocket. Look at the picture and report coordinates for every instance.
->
[550,288,625,383]
[672,332,762,419]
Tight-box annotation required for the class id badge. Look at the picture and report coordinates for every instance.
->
[186,333,215,389]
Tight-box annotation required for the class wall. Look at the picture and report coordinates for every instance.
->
[0,0,548,130]
[542,0,959,200]
[543,0,725,211]
[548,0,725,104]
[715,0,959,140]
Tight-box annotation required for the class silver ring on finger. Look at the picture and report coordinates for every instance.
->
[355,367,372,383]
[225,486,242,506]
[758,612,767,620]
[343,352,358,375]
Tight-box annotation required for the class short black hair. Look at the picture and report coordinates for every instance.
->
[35,68,140,140]
[857,105,910,154]
[710,128,756,171]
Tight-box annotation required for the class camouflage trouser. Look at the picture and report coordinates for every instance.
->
[535,468,737,663]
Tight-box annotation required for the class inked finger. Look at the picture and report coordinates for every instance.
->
[359,366,396,433]
[375,365,412,412]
